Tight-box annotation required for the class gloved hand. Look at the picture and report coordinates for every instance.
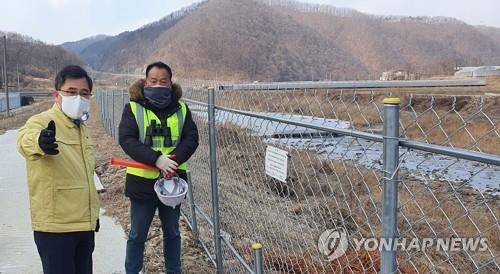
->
[38,120,59,155]
[155,154,178,174]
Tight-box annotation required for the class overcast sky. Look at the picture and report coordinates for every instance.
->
[1,0,499,45]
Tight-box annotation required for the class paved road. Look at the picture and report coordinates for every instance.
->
[0,130,126,274]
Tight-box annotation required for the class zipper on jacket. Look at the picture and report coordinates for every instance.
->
[79,126,93,229]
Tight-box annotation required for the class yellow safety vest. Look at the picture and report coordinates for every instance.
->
[127,101,188,179]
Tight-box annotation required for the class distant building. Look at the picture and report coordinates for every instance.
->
[0,92,21,112]
[380,70,419,81]
[455,66,500,77]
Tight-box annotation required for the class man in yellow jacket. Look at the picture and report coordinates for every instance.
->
[16,65,100,274]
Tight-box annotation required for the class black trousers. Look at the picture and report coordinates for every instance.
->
[34,231,95,274]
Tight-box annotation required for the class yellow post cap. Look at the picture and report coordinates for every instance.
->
[251,243,263,250]
[208,86,215,91]
[383,97,401,104]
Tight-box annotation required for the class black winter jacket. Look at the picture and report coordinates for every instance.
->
[118,83,198,199]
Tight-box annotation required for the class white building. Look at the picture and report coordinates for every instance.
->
[455,66,500,77]
[380,70,419,81]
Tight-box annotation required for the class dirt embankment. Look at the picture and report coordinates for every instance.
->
[0,98,53,135]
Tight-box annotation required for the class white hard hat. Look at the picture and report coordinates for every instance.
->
[154,176,188,208]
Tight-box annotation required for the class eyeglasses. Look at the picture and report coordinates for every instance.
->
[58,89,93,99]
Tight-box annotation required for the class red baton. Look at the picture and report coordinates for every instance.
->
[111,157,159,171]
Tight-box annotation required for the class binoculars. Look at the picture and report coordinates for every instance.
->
[144,120,172,147]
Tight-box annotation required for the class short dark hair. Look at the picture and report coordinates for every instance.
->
[54,65,93,91]
[145,61,172,79]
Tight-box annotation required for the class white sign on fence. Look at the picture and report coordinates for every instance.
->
[265,145,288,183]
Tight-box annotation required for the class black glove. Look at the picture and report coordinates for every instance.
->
[38,120,59,155]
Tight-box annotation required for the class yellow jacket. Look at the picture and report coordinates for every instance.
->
[16,104,100,232]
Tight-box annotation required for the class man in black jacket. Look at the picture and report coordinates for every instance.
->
[118,61,198,274]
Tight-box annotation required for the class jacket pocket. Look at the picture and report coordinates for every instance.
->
[55,136,93,181]
[53,185,90,224]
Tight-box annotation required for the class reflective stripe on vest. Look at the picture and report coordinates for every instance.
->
[127,101,188,179]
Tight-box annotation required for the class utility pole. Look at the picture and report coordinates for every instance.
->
[54,56,58,77]
[3,35,9,116]
[126,64,129,87]
[17,63,20,90]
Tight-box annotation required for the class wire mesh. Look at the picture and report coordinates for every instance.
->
[96,80,500,274]
[184,99,218,265]
[209,87,388,273]
[395,95,499,273]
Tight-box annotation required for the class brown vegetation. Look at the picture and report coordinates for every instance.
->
[66,0,500,81]
[0,98,53,134]
[0,31,81,89]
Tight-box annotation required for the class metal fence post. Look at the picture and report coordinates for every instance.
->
[208,86,224,274]
[380,97,400,274]
[97,90,103,125]
[102,91,106,131]
[97,91,101,125]
[101,91,106,129]
[111,90,115,139]
[115,91,120,143]
[252,243,264,274]
[118,89,125,143]
[121,89,125,112]
[104,91,109,133]
[102,91,106,129]
[186,170,199,240]
[3,35,9,116]
[107,92,111,135]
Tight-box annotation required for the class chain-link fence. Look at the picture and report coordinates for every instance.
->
[96,88,128,143]
[97,79,499,273]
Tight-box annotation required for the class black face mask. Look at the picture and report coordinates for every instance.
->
[143,86,173,108]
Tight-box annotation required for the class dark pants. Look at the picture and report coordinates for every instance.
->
[125,198,181,274]
[34,231,95,274]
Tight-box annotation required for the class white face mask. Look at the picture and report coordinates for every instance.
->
[60,94,90,121]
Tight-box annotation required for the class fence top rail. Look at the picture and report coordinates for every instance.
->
[219,79,486,90]
[214,104,383,142]
[18,91,52,97]
[399,139,500,166]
